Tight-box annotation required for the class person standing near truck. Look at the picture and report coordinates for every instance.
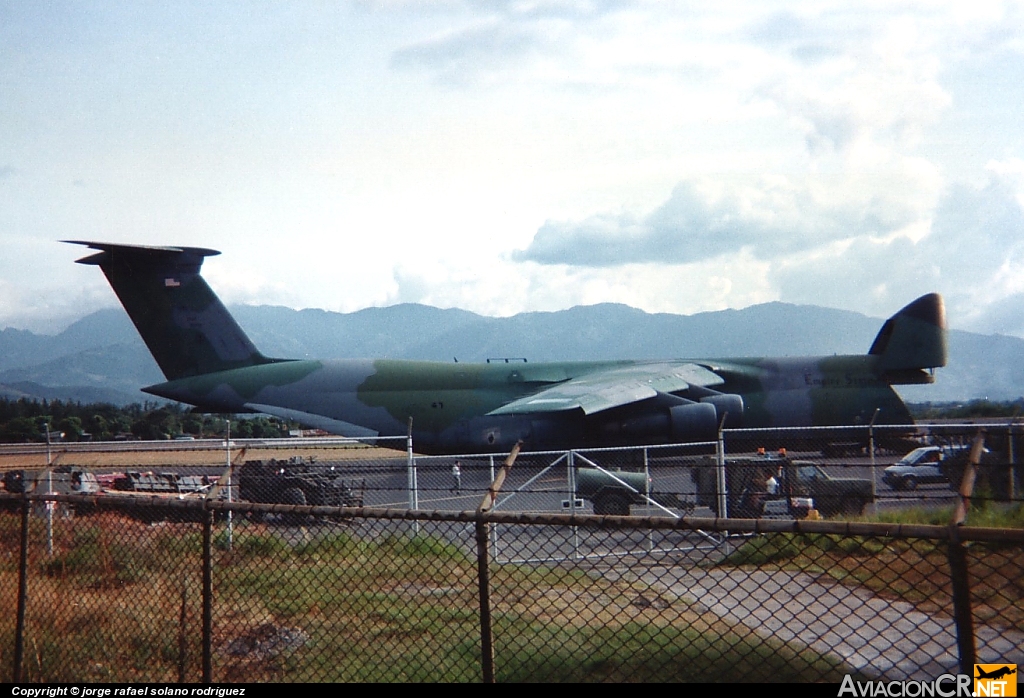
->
[451,461,462,494]
[739,469,773,517]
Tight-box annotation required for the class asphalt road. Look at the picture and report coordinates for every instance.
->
[355,451,959,515]
[4,443,962,517]
[630,564,1024,681]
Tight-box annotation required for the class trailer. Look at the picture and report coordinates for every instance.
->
[573,467,682,515]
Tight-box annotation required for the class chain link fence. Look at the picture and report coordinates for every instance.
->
[0,423,1022,682]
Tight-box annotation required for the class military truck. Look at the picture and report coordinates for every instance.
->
[238,457,364,521]
[1,466,102,514]
[574,467,681,516]
[691,454,872,518]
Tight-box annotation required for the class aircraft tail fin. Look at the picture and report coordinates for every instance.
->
[67,241,277,381]
[868,293,947,383]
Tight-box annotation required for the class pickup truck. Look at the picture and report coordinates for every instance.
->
[788,462,873,516]
[691,454,872,518]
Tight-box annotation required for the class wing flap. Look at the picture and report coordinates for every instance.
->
[488,362,724,416]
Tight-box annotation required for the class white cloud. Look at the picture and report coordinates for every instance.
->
[515,165,934,267]
[2,1,1024,341]
[767,166,1024,328]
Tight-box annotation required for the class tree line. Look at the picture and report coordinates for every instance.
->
[2,396,1019,444]
[0,398,290,443]
[907,399,1024,420]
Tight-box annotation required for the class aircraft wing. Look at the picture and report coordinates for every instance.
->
[487,362,724,416]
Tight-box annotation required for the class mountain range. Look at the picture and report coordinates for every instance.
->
[1,301,1021,406]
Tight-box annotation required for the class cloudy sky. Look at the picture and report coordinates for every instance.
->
[3,1,1024,338]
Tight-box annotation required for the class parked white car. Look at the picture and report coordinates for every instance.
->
[882,446,950,490]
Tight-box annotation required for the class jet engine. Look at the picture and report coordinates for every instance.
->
[669,401,719,441]
[697,393,744,428]
[596,394,721,444]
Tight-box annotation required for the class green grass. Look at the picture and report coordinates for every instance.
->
[1,514,867,683]
[865,502,1024,528]
[722,532,890,567]
[720,514,1024,636]
[495,622,862,683]
[720,505,1024,569]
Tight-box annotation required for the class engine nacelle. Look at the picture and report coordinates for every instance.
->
[669,402,719,442]
[699,393,744,428]
[593,394,726,445]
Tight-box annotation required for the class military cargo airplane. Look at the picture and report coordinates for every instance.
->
[67,241,947,454]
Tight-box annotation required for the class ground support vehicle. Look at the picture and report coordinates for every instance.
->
[238,456,364,523]
[112,471,214,494]
[691,456,801,518]
[103,470,219,522]
[690,453,870,519]
[788,462,873,516]
[573,467,682,516]
[1,466,216,521]
[1,466,102,515]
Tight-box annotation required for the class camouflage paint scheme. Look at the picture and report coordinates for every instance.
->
[67,242,947,455]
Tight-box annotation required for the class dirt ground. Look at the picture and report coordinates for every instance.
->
[0,442,401,472]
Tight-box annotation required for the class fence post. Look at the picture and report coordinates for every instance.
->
[45,426,53,558]
[947,432,985,673]
[202,506,213,683]
[475,515,495,683]
[868,419,878,515]
[568,450,580,559]
[644,447,654,551]
[716,419,728,519]
[13,497,29,682]
[1008,422,1016,503]
[947,525,977,673]
[489,455,498,556]
[474,442,519,684]
[225,420,232,553]
[868,421,875,469]
[406,417,418,511]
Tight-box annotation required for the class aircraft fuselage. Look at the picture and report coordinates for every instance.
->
[145,354,911,454]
